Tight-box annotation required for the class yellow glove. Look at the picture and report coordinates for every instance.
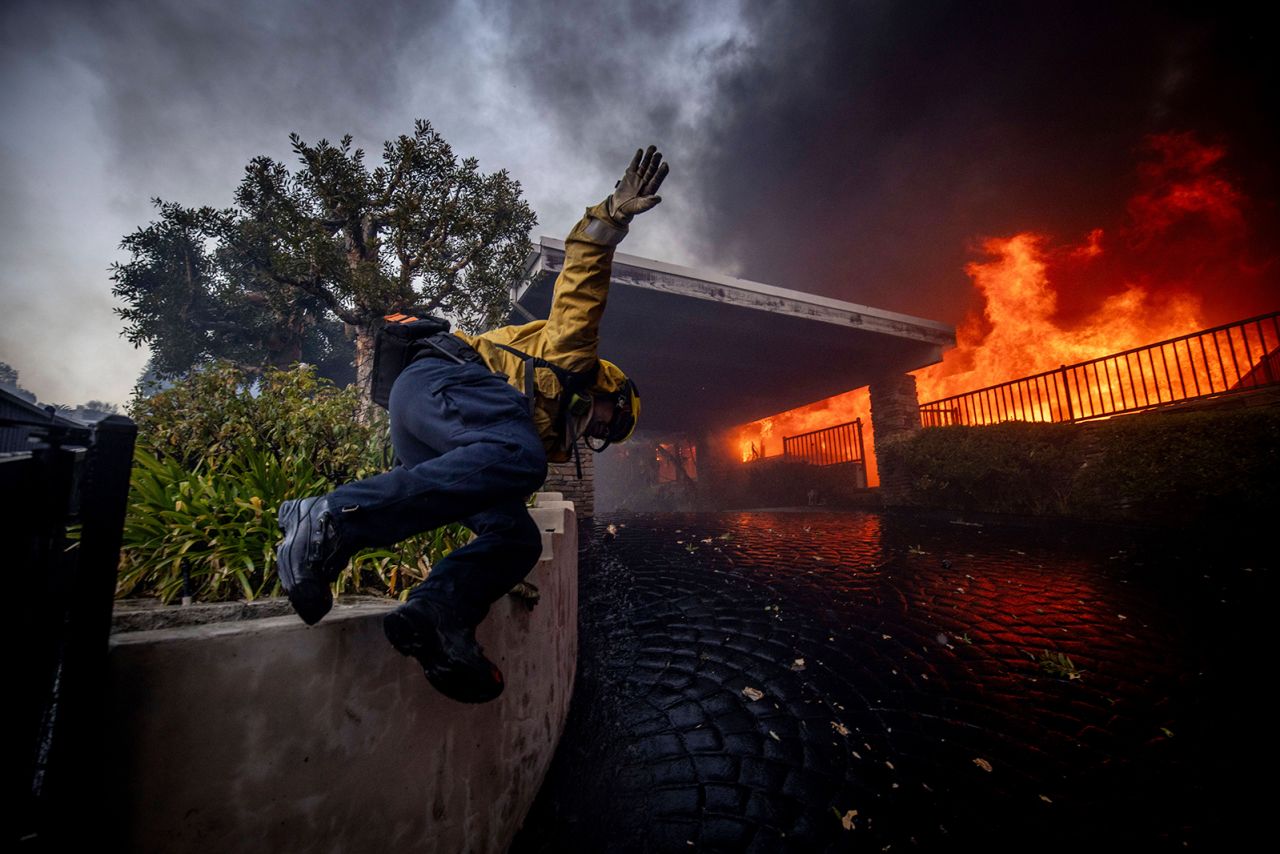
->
[606,145,670,224]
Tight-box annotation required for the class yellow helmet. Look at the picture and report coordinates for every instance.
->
[589,359,640,447]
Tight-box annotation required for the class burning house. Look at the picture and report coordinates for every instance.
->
[510,134,1277,515]
[509,240,955,513]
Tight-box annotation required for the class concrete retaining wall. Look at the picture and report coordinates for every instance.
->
[107,494,577,854]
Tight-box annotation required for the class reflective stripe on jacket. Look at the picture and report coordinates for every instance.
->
[453,201,626,462]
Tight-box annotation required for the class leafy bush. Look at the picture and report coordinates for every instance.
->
[878,406,1280,525]
[1072,406,1280,525]
[877,421,1084,514]
[117,447,322,601]
[130,362,384,482]
[121,362,470,603]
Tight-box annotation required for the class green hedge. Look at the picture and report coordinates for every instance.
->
[120,363,469,603]
[1071,406,1280,524]
[877,422,1085,515]
[877,406,1280,524]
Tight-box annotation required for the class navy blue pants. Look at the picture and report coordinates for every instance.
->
[327,353,548,627]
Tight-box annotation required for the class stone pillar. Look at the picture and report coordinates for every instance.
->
[869,373,921,505]
[543,439,594,518]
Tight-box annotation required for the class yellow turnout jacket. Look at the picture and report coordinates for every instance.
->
[453,201,628,463]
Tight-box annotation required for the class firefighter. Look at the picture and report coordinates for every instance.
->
[275,146,668,703]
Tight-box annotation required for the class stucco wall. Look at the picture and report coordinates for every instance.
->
[107,494,577,854]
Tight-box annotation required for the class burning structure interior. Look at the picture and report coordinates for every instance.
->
[510,239,956,511]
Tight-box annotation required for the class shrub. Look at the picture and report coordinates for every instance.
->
[130,362,384,483]
[121,362,470,603]
[1072,406,1280,525]
[117,447,325,601]
[877,421,1084,514]
[877,405,1280,526]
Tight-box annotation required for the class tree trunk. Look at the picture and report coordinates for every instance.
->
[353,322,378,421]
[264,311,305,370]
[346,214,382,421]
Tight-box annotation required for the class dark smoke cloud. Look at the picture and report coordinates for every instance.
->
[680,1,1280,322]
[490,1,1277,322]
[2,0,1275,405]
[483,0,711,129]
[19,0,445,193]
[470,0,758,258]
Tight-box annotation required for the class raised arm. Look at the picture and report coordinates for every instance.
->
[541,146,669,372]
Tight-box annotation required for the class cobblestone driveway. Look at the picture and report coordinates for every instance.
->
[512,511,1271,853]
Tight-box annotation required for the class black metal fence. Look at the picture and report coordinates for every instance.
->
[5,389,137,848]
[783,418,866,467]
[919,311,1280,427]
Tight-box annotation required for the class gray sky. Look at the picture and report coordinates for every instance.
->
[2,0,1274,407]
[0,0,749,405]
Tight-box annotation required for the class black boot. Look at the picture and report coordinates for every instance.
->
[383,598,504,704]
[275,497,350,625]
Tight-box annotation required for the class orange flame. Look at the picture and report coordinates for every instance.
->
[912,232,1204,404]
[732,387,878,486]
[913,133,1266,407]
[728,131,1272,472]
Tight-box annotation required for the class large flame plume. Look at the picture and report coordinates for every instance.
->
[912,233,1205,404]
[730,132,1274,474]
[914,132,1263,402]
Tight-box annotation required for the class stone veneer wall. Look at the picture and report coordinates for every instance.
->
[543,438,594,518]
[106,494,577,854]
[869,373,922,506]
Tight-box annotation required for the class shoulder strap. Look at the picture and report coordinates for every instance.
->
[492,342,598,407]
[493,342,597,479]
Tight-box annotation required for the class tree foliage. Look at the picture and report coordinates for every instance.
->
[112,120,536,398]
[0,361,38,404]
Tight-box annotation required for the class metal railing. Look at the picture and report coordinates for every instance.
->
[783,418,865,466]
[919,311,1280,427]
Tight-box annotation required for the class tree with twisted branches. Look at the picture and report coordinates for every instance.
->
[112,120,537,408]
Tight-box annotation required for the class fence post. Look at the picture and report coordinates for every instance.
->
[1059,365,1075,422]
[25,413,137,848]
